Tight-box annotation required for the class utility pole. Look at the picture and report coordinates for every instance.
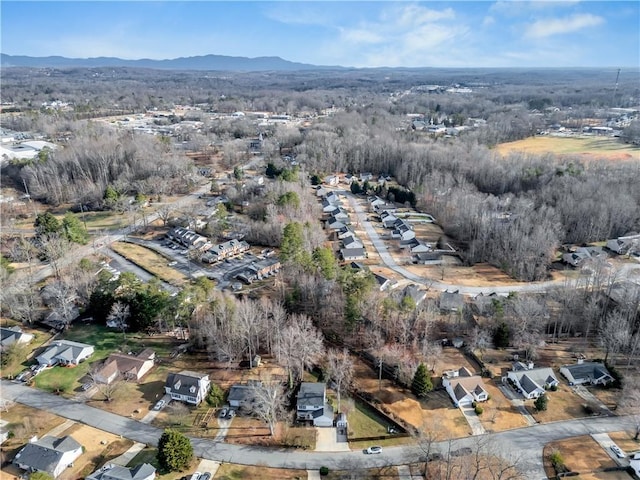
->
[378,357,383,392]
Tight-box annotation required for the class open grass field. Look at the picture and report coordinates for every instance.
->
[526,383,588,423]
[110,241,188,285]
[495,135,640,161]
[477,381,529,432]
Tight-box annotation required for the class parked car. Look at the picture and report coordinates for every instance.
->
[219,407,228,418]
[365,446,383,454]
[168,261,178,266]
[153,400,166,411]
[199,473,211,480]
[610,444,625,458]
[226,409,236,419]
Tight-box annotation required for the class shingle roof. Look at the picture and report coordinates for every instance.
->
[297,383,325,408]
[165,371,208,396]
[14,435,81,475]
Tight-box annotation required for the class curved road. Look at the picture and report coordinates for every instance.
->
[345,191,640,295]
[1,380,634,479]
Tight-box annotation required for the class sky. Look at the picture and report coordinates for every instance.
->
[1,1,639,68]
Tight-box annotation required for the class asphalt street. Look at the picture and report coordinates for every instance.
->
[1,380,635,478]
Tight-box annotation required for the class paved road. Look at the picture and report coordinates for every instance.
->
[2,380,636,478]
[344,191,640,295]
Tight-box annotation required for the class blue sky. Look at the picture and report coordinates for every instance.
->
[1,1,638,68]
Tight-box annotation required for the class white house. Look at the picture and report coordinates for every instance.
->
[442,367,489,407]
[559,361,614,386]
[342,234,364,250]
[13,435,83,478]
[340,247,367,261]
[607,234,640,254]
[86,463,156,480]
[0,326,34,351]
[165,370,211,405]
[296,382,334,427]
[505,362,559,399]
[630,452,640,477]
[36,340,94,366]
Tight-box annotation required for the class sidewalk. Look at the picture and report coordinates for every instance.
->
[110,442,146,466]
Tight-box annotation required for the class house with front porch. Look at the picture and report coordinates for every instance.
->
[165,370,211,405]
[296,382,334,427]
[505,362,559,399]
[442,367,489,408]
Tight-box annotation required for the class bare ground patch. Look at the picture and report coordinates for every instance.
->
[544,436,618,478]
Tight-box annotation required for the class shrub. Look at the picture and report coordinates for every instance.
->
[471,401,477,408]
[474,405,484,415]
[549,450,566,473]
[206,383,224,407]
[319,466,329,476]
[549,384,558,391]
[534,394,548,412]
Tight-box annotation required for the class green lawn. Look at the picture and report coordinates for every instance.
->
[348,400,393,438]
[32,324,174,395]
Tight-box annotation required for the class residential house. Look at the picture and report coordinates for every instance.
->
[336,225,355,240]
[391,221,415,241]
[227,380,263,411]
[13,435,83,478]
[342,234,364,250]
[93,349,155,384]
[442,367,489,408]
[167,227,208,250]
[440,291,464,312]
[326,217,347,231]
[36,340,94,366]
[235,258,281,284]
[368,196,386,210]
[373,273,391,291]
[201,239,250,264]
[86,463,156,480]
[165,370,211,405]
[324,175,339,186]
[359,172,373,183]
[505,362,559,399]
[324,191,341,205]
[562,246,605,267]
[381,211,399,228]
[373,202,397,214]
[607,234,640,255]
[0,326,34,351]
[403,284,426,306]
[403,239,431,253]
[342,174,354,185]
[296,382,334,427]
[322,198,341,212]
[326,206,349,222]
[413,252,443,265]
[559,361,614,386]
[340,247,367,261]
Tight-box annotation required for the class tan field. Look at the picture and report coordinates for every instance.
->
[495,135,640,162]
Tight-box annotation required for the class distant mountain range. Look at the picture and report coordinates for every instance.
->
[0,53,341,71]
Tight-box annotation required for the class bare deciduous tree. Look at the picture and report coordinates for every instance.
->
[325,348,354,413]
[250,375,286,437]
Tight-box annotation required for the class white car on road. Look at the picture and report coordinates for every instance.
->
[365,446,383,454]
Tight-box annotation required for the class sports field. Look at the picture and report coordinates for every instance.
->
[496,135,640,161]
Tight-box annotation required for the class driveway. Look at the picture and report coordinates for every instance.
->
[2,379,638,479]
[214,417,233,442]
[497,384,537,426]
[572,385,612,415]
[591,433,630,467]
[314,427,350,452]
[460,405,485,435]
[140,394,171,424]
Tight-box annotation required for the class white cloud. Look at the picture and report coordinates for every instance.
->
[482,16,495,27]
[525,13,604,38]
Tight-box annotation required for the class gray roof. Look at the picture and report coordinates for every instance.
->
[562,362,612,382]
[1,326,31,346]
[297,382,325,408]
[340,247,366,259]
[37,340,93,364]
[440,291,464,311]
[14,435,81,474]
[89,464,156,480]
[228,384,254,404]
[165,370,208,396]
